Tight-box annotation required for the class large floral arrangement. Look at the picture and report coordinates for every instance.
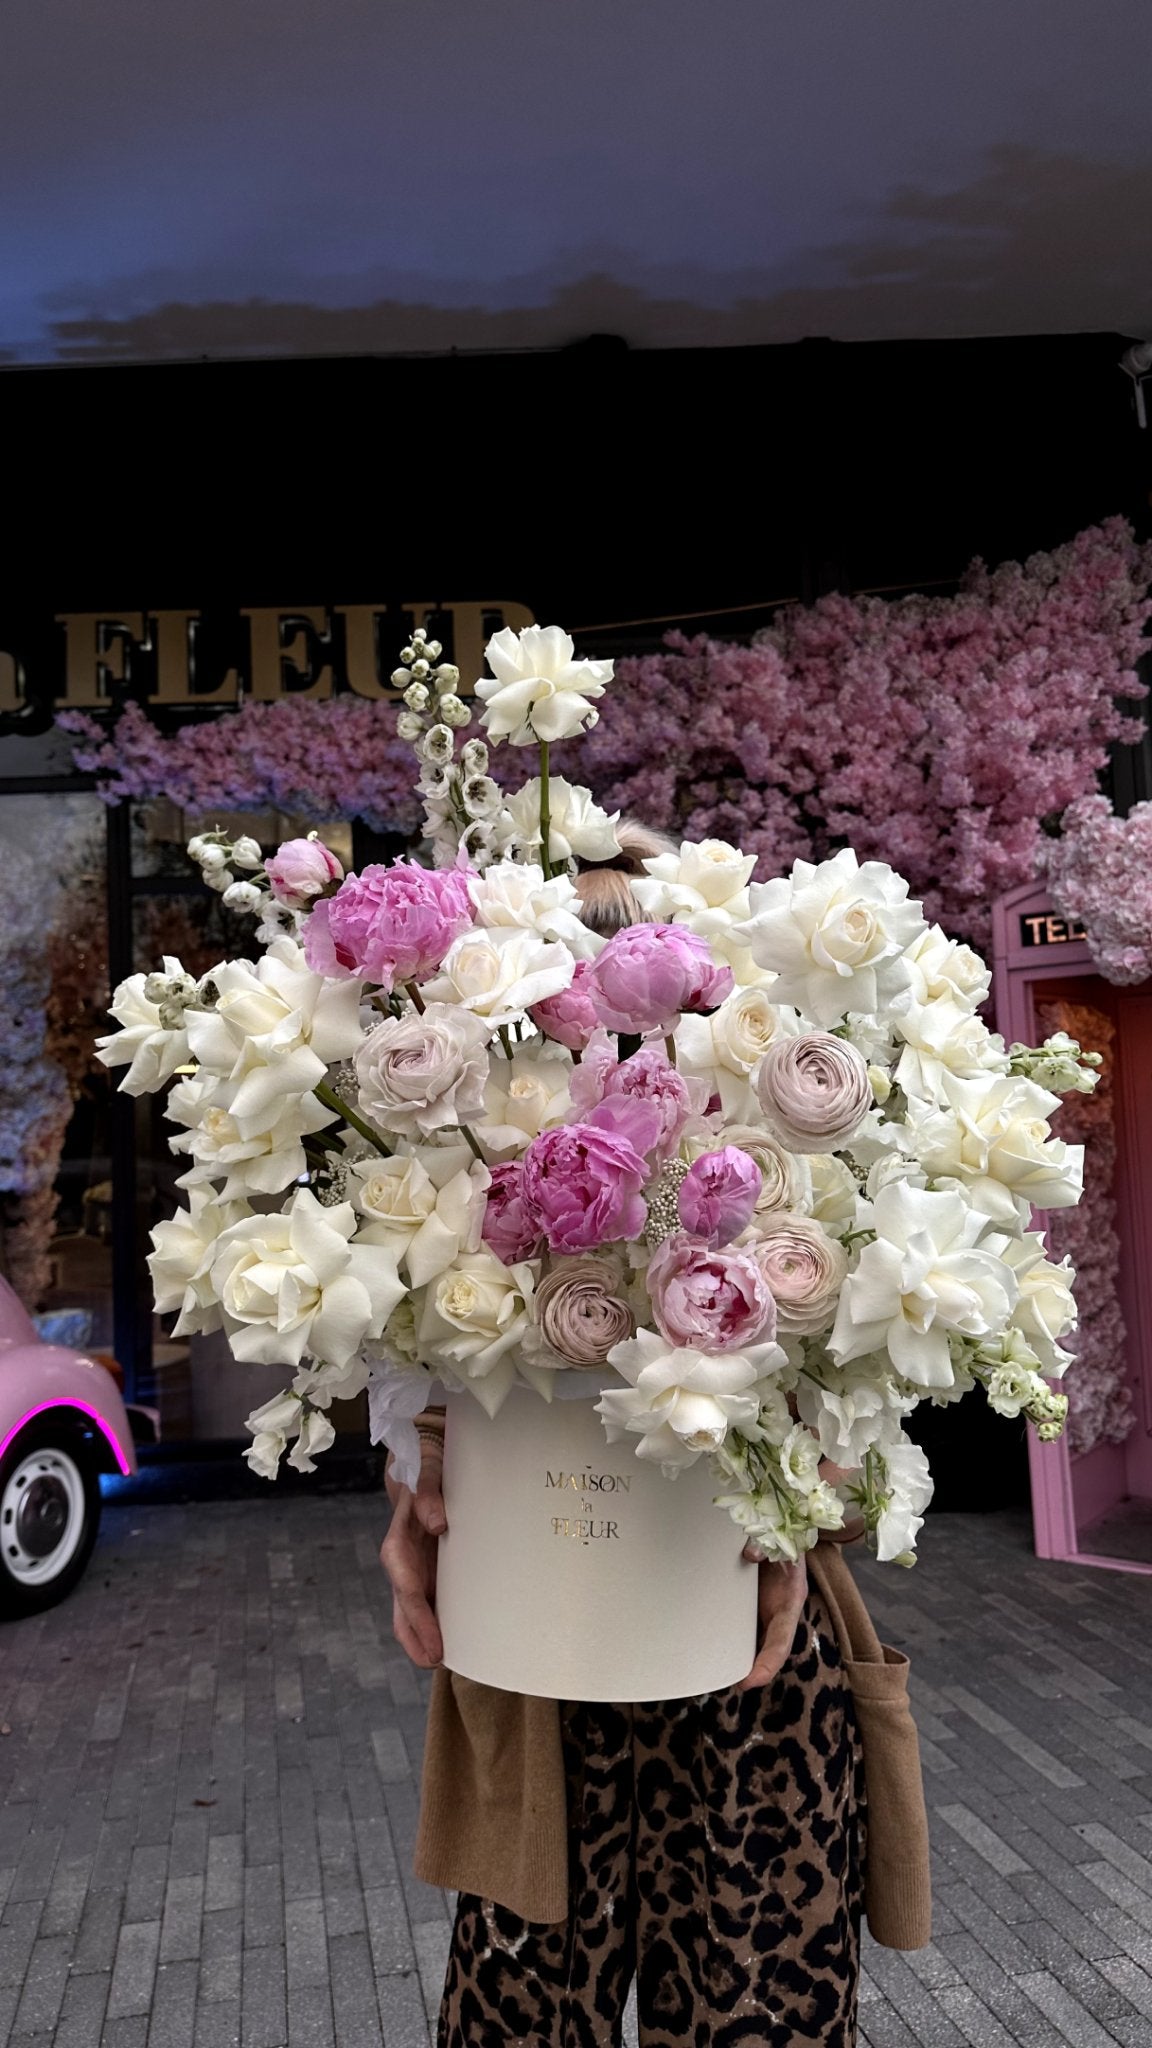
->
[98,624,1093,1564]
[1043,794,1152,986]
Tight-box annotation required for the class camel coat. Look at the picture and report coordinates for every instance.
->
[414,1537,932,1949]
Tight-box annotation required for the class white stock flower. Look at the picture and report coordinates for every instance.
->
[351,1144,490,1288]
[479,1044,572,1157]
[96,955,206,1096]
[210,1187,404,1368]
[147,1187,252,1335]
[417,1251,536,1415]
[168,1072,336,1198]
[222,879,265,913]
[287,1408,337,1474]
[597,1326,786,1476]
[185,937,364,1125]
[1000,1232,1077,1373]
[794,1370,908,1469]
[677,988,802,1118]
[230,835,265,871]
[499,777,622,865]
[735,849,926,1027]
[476,624,612,744]
[830,1180,1017,1388]
[904,1072,1084,1224]
[873,1435,933,1562]
[422,925,575,1028]
[467,860,599,958]
[900,925,991,1011]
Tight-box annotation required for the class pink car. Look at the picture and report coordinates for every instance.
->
[0,1276,137,1617]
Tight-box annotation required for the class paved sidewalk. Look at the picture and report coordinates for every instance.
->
[2,1498,1152,2047]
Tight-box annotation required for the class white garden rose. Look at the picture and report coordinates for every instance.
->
[476,624,613,744]
[677,988,802,1118]
[417,1251,537,1414]
[480,1044,572,1157]
[351,1144,490,1287]
[422,925,575,1028]
[185,936,364,1121]
[598,1327,786,1475]
[829,1180,1018,1387]
[1000,1232,1077,1373]
[147,1187,252,1335]
[735,848,926,1026]
[891,995,1008,1101]
[500,776,622,865]
[354,1004,491,1139]
[96,955,208,1096]
[899,924,991,1012]
[210,1188,405,1369]
[904,1072,1084,1225]
[806,1153,859,1228]
[168,1072,336,1197]
[467,860,599,959]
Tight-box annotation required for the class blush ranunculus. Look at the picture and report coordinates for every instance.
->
[532,1256,636,1368]
[481,1161,544,1265]
[584,924,734,1037]
[530,959,601,1050]
[677,1147,762,1246]
[753,1032,872,1153]
[521,1123,649,1254]
[303,859,474,990]
[747,1213,848,1335]
[354,1004,490,1139]
[569,1033,709,1162]
[264,836,344,910]
[646,1232,777,1353]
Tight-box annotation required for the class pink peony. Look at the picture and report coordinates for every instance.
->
[481,1162,544,1266]
[678,1147,762,1246]
[521,1123,649,1254]
[264,836,344,910]
[303,860,474,990]
[570,1033,709,1161]
[584,924,734,1036]
[530,959,601,1051]
[646,1232,777,1353]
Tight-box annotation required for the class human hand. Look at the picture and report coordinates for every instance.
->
[380,1429,447,1669]
[738,1548,809,1691]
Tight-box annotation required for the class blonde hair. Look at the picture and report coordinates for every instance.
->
[573,819,676,938]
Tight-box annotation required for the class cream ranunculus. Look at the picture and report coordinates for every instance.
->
[753,1032,873,1153]
[467,860,599,959]
[351,1144,490,1288]
[735,848,926,1026]
[168,1072,337,1197]
[479,1044,572,1157]
[354,1004,491,1139]
[717,1125,813,1218]
[746,1213,848,1335]
[417,1251,536,1414]
[210,1188,405,1368]
[597,1326,786,1475]
[476,624,613,744]
[829,1180,1017,1388]
[185,936,364,1124]
[499,777,622,865]
[147,1187,252,1335]
[421,926,576,1028]
[904,1072,1084,1225]
[96,955,209,1096]
[677,987,802,1118]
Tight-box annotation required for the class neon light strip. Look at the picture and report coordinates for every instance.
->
[0,1399,132,1476]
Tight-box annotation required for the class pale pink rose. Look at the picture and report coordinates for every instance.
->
[533,1257,636,1368]
[304,860,474,990]
[264,837,344,910]
[570,1033,709,1161]
[585,924,734,1036]
[748,1214,848,1334]
[646,1232,777,1353]
[753,1032,872,1153]
[678,1147,762,1246]
[354,1004,490,1139]
[481,1161,543,1265]
[521,1123,649,1254]
[530,959,601,1050]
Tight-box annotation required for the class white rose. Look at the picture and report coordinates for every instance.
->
[900,925,991,1011]
[185,936,364,1121]
[169,1073,336,1198]
[637,838,757,914]
[480,1045,572,1157]
[148,1187,252,1334]
[351,1144,490,1287]
[476,624,612,744]
[892,995,1008,1101]
[904,1072,1084,1225]
[417,1251,536,1414]
[499,777,622,865]
[597,1326,786,1476]
[421,926,575,1028]
[210,1188,404,1368]
[807,1153,859,1228]
[677,988,802,1118]
[1000,1232,1077,1373]
[354,1004,491,1140]
[829,1180,1018,1388]
[467,860,599,959]
[735,848,926,1027]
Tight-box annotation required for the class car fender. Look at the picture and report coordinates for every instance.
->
[0,1346,137,1477]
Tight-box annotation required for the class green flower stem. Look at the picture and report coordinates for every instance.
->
[664,1034,678,1065]
[405,981,427,1014]
[459,1124,488,1165]
[538,738,552,878]
[497,1025,515,1060]
[313,1080,392,1156]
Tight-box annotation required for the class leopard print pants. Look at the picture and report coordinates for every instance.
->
[438,1584,865,2048]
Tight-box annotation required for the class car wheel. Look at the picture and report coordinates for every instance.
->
[0,1417,103,1618]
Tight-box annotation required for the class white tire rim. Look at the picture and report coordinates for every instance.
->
[1,1445,88,1587]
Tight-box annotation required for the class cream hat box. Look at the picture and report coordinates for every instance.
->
[437,1382,759,1703]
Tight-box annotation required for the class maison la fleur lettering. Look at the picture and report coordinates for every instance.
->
[0,601,535,714]
[546,1467,632,1544]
